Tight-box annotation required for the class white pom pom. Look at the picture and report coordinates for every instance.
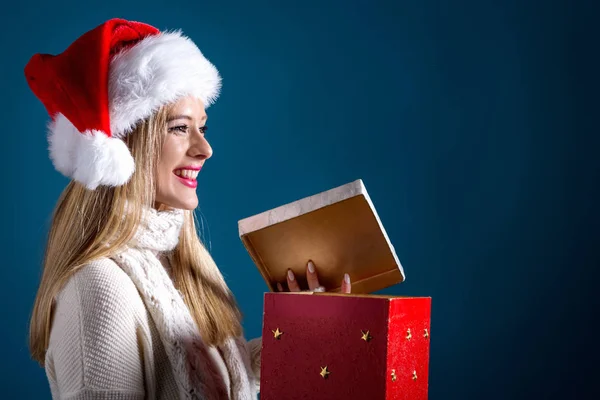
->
[48,113,135,190]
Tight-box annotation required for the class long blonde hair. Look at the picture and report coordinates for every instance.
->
[29,106,243,365]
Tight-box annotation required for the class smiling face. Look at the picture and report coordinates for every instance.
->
[155,96,213,210]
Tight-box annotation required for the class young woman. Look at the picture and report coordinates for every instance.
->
[25,18,351,400]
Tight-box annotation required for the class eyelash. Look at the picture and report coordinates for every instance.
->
[168,124,208,135]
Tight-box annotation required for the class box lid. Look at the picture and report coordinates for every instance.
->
[238,179,405,294]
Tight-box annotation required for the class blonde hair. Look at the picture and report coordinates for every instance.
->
[29,105,243,365]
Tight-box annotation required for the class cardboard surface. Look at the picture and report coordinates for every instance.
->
[238,179,405,293]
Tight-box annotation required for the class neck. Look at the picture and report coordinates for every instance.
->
[154,201,174,211]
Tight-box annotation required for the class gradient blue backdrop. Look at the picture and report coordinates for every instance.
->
[1,0,597,398]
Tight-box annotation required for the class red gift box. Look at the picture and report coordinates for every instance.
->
[238,180,432,398]
[259,292,431,400]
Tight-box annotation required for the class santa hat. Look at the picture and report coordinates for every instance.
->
[24,18,221,190]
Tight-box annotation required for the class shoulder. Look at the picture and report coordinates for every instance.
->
[61,257,145,313]
[52,257,148,340]
[69,257,142,300]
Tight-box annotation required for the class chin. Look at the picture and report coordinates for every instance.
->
[174,198,198,211]
[157,194,198,211]
[179,201,198,211]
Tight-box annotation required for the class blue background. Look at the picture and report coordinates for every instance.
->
[1,0,597,398]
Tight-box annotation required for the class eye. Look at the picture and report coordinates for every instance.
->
[168,124,189,134]
[199,125,208,135]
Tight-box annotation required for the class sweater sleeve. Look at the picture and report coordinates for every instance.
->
[45,259,148,400]
[246,337,262,391]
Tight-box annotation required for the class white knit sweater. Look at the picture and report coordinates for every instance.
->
[44,207,262,399]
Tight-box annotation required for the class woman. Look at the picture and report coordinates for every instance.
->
[24,18,352,400]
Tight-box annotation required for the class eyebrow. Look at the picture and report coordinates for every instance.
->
[167,114,207,122]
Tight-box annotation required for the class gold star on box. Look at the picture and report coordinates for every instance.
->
[412,370,418,381]
[272,328,283,340]
[406,328,412,340]
[320,366,330,379]
[424,329,429,338]
[361,330,372,342]
[391,369,397,382]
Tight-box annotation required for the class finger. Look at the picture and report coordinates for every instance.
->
[306,260,321,291]
[287,269,301,292]
[340,273,351,294]
[276,282,284,292]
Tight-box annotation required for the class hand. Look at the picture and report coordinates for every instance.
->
[275,260,352,294]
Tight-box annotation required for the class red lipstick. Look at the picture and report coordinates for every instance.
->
[173,165,201,188]
[174,165,202,171]
[175,175,198,188]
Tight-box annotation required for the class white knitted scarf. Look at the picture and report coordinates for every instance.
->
[111,207,257,400]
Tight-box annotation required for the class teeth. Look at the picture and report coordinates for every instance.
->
[175,169,199,180]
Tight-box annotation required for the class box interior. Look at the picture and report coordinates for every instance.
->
[240,194,405,294]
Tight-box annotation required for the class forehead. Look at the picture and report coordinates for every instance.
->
[167,96,207,119]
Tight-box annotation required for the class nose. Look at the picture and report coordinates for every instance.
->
[188,131,213,160]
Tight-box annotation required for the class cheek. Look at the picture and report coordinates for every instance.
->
[157,141,179,186]
[158,139,183,171]
[154,138,198,210]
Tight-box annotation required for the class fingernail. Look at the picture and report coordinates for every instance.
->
[277,282,283,292]
[344,273,350,284]
[308,261,315,273]
[287,269,295,281]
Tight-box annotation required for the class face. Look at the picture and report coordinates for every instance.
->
[155,96,213,210]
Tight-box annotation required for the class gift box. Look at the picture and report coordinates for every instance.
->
[238,179,431,399]
[259,292,431,400]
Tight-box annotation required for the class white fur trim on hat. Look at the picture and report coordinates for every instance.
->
[108,30,222,138]
[48,113,135,190]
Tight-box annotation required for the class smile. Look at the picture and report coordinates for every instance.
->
[174,168,200,188]
[174,168,199,179]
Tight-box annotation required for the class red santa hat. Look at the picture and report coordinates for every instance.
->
[24,18,221,190]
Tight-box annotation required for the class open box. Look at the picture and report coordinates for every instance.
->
[238,180,431,400]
